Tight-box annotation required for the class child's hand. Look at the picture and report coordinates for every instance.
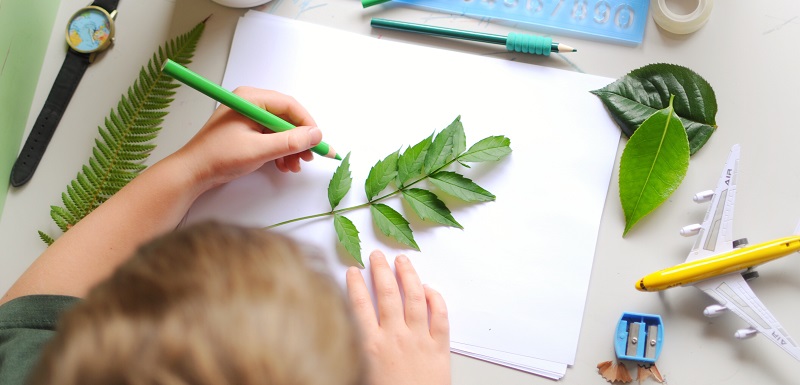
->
[346,250,451,385]
[173,87,323,190]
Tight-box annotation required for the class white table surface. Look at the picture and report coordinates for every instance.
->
[2,0,800,383]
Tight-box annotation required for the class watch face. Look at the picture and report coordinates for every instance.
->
[66,7,114,53]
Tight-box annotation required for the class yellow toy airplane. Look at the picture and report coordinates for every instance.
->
[636,144,800,360]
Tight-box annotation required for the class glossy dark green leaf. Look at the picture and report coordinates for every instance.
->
[429,171,495,202]
[397,133,433,187]
[424,116,466,174]
[333,214,362,266]
[619,96,690,236]
[590,63,717,155]
[328,152,352,210]
[370,203,419,250]
[401,188,462,228]
[459,135,512,162]
[365,150,399,201]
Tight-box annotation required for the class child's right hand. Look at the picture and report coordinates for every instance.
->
[346,250,451,385]
[171,87,323,192]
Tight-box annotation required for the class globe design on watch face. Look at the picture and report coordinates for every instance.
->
[67,8,112,53]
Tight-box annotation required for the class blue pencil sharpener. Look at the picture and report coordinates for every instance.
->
[614,312,664,365]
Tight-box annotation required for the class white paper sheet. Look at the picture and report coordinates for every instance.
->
[451,343,568,379]
[183,11,620,379]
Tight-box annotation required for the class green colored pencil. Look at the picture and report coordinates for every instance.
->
[161,59,340,160]
[371,18,576,56]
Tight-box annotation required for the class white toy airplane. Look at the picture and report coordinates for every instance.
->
[636,144,800,360]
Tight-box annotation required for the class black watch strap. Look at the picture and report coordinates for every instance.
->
[10,51,91,187]
[93,0,120,13]
[10,0,119,187]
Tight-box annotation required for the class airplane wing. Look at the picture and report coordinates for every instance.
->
[696,272,800,360]
[686,144,740,262]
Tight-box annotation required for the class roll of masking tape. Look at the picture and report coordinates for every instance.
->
[651,0,713,34]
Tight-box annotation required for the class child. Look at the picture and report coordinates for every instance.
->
[0,88,450,385]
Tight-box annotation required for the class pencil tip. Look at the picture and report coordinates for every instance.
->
[557,43,576,53]
[335,153,342,161]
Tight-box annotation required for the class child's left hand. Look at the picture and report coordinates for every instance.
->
[346,250,451,385]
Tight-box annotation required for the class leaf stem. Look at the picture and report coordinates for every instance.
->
[263,158,460,230]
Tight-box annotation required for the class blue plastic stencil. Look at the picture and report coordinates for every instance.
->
[390,0,649,45]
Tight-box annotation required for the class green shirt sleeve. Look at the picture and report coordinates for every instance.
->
[0,295,81,385]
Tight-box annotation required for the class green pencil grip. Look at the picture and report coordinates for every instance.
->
[506,33,553,56]
[370,18,561,57]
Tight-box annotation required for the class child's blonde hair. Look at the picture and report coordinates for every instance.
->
[29,222,366,385]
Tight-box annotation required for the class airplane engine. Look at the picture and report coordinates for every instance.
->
[693,190,714,203]
[735,327,758,340]
[680,224,702,236]
[703,304,728,318]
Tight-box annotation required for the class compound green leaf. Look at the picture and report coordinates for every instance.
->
[328,152,352,210]
[429,171,495,202]
[370,203,419,250]
[459,135,512,162]
[401,188,462,228]
[620,96,690,236]
[365,150,399,201]
[397,133,433,187]
[424,116,466,174]
[333,214,362,266]
[590,63,717,155]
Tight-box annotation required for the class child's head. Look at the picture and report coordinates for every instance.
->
[29,221,366,385]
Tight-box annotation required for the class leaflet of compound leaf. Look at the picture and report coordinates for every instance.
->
[306,116,511,266]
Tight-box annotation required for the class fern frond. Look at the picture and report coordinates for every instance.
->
[51,206,75,233]
[39,19,207,244]
[38,231,55,246]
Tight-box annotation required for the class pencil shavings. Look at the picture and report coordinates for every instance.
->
[649,364,665,383]
[603,364,618,382]
[617,362,633,383]
[597,360,632,383]
[598,360,614,380]
[637,366,651,384]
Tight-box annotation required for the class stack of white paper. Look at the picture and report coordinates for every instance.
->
[183,11,620,379]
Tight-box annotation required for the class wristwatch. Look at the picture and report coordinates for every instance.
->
[10,0,119,187]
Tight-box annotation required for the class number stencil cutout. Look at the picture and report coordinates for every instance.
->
[391,0,649,45]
